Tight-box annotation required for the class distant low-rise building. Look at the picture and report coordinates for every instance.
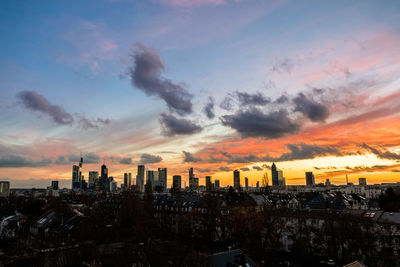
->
[0,181,10,197]
[359,177,367,186]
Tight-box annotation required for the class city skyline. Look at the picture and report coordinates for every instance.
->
[1,0,400,188]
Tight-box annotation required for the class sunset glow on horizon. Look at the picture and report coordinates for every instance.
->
[1,0,400,188]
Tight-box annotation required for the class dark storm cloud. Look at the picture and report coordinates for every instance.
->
[187,143,343,165]
[219,166,231,172]
[182,151,202,163]
[159,113,202,136]
[236,91,270,106]
[17,91,74,125]
[293,93,329,122]
[128,42,193,115]
[68,153,100,164]
[253,166,263,171]
[203,96,215,119]
[278,143,341,161]
[221,108,300,139]
[140,153,162,164]
[361,143,400,160]
[119,157,132,164]
[240,167,250,171]
[275,94,289,104]
[0,154,52,168]
[196,168,211,173]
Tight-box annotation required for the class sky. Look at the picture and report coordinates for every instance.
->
[1,0,400,188]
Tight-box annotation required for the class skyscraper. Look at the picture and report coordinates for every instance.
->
[189,168,197,190]
[146,170,155,189]
[215,179,220,189]
[100,163,109,191]
[206,176,212,191]
[158,168,167,192]
[137,165,145,192]
[88,171,99,190]
[305,172,315,186]
[271,163,278,186]
[128,173,132,188]
[245,177,249,191]
[72,157,83,190]
[271,163,285,186]
[72,165,79,189]
[173,175,181,190]
[233,169,240,190]
[124,173,129,189]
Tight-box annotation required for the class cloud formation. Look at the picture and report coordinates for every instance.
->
[17,90,110,129]
[221,108,300,138]
[219,166,231,172]
[278,143,341,161]
[119,157,132,164]
[270,58,294,74]
[159,113,202,136]
[77,116,111,130]
[361,143,400,160]
[236,91,270,106]
[293,93,329,122]
[140,153,163,164]
[203,96,215,119]
[253,165,263,171]
[129,42,193,115]
[17,91,74,125]
[183,151,202,163]
[0,154,52,168]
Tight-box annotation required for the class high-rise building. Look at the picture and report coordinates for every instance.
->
[188,168,195,190]
[110,180,117,192]
[100,163,109,191]
[206,176,212,191]
[0,181,10,197]
[359,177,367,186]
[128,173,132,188]
[277,171,285,186]
[137,165,145,192]
[271,163,285,186]
[215,179,220,189]
[271,163,278,186]
[72,157,83,190]
[256,181,259,189]
[88,171,98,190]
[233,170,240,190]
[124,173,130,189]
[305,172,315,186]
[146,170,155,189]
[158,168,167,192]
[189,168,198,190]
[325,178,331,186]
[245,177,249,191]
[173,175,181,190]
[51,180,59,190]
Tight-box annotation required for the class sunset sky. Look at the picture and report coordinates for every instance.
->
[1,0,400,188]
